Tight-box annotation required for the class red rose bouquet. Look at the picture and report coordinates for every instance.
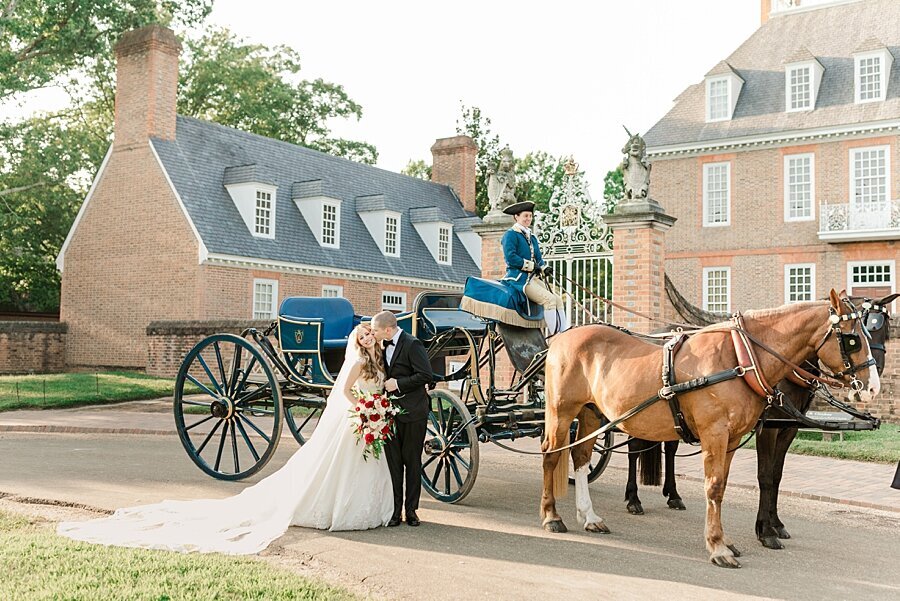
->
[349,387,401,460]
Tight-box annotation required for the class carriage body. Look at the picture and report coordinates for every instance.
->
[172,290,614,497]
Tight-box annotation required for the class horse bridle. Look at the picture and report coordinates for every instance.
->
[813,299,876,392]
[861,300,890,356]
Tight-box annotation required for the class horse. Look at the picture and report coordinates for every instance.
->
[539,291,880,568]
[621,294,896,551]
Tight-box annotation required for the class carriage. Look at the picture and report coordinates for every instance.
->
[172,290,614,502]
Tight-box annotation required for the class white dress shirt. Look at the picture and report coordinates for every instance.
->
[385,327,402,366]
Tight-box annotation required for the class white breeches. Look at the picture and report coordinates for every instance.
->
[524,278,569,334]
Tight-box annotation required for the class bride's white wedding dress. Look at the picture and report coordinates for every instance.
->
[58,342,393,555]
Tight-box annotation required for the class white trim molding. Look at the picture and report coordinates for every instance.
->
[321,284,343,298]
[252,278,279,319]
[705,72,743,123]
[702,162,731,227]
[783,153,815,222]
[847,260,896,301]
[784,263,816,304]
[703,266,731,313]
[854,48,892,104]
[784,59,824,112]
[381,291,407,312]
[204,252,465,290]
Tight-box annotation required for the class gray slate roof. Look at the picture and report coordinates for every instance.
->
[645,0,900,150]
[152,116,480,284]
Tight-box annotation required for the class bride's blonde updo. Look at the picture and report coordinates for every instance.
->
[354,324,385,383]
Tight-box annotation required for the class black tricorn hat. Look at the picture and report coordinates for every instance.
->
[503,201,535,215]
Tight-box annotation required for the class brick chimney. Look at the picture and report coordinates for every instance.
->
[113,25,181,147]
[761,0,772,24]
[431,135,477,214]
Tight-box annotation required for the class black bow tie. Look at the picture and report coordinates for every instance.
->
[383,339,395,348]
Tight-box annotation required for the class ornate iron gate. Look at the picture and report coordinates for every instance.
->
[535,163,613,326]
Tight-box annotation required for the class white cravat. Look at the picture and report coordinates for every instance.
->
[513,223,532,240]
[385,328,402,365]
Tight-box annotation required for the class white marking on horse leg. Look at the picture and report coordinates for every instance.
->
[574,465,603,528]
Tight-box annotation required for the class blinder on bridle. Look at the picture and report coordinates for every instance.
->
[814,298,876,392]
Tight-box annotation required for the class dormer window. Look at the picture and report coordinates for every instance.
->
[292,179,341,249]
[255,190,272,236]
[853,43,892,104]
[788,66,811,110]
[438,226,451,264]
[321,201,339,248]
[385,214,399,256]
[783,49,824,113]
[409,207,452,266]
[704,62,743,123]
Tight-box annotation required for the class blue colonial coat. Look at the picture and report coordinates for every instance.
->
[459,227,545,328]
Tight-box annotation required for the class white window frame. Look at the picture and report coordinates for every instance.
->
[706,77,730,122]
[437,225,452,265]
[384,213,401,257]
[252,278,278,320]
[702,162,731,227]
[702,267,731,313]
[320,201,340,248]
[847,260,896,308]
[854,51,885,104]
[849,145,890,208]
[784,263,816,304]
[254,189,275,239]
[381,291,407,312]
[321,284,343,298]
[783,153,815,222]
[786,65,812,112]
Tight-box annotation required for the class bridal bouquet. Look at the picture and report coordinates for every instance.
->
[349,388,401,460]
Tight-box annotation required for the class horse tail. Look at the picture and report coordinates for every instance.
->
[638,439,662,486]
[553,447,570,499]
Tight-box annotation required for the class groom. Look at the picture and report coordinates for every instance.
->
[371,310,434,527]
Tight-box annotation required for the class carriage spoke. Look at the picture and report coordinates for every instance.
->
[238,414,271,444]
[180,399,213,408]
[444,458,451,494]
[196,353,224,396]
[422,454,439,470]
[231,419,240,473]
[449,449,470,471]
[196,419,223,454]
[214,341,228,395]
[234,418,260,462]
[449,457,464,487]
[185,414,215,432]
[185,374,218,399]
[296,408,320,431]
[232,355,258,398]
[228,345,244,397]
[214,420,229,472]
[430,458,445,488]
[437,401,447,430]
[234,384,270,406]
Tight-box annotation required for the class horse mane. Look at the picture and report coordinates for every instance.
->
[692,300,829,334]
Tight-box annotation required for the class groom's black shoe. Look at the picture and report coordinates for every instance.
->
[406,512,421,527]
[387,515,402,527]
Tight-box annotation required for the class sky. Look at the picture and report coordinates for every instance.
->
[3,0,794,192]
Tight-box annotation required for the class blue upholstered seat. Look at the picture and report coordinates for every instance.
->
[279,297,357,349]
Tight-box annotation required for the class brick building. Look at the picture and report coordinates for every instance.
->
[643,0,899,417]
[57,25,480,370]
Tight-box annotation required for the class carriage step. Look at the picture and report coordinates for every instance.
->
[762,410,879,432]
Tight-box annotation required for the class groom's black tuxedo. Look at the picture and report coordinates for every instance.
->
[384,329,433,519]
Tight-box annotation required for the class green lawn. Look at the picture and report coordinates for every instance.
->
[744,424,900,463]
[0,511,355,600]
[0,372,186,412]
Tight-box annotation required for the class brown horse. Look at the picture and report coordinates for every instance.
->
[540,291,880,568]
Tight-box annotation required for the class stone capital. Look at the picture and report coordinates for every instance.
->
[605,201,676,231]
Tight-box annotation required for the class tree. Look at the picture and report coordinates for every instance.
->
[0,0,212,99]
[402,159,431,180]
[514,151,567,214]
[603,166,624,214]
[455,104,502,216]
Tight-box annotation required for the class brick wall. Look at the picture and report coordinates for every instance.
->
[146,319,270,377]
[0,322,67,374]
[431,136,478,215]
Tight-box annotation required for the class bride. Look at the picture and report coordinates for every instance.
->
[58,324,394,554]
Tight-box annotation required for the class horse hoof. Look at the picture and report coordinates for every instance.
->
[667,498,686,510]
[585,521,611,534]
[775,527,791,539]
[726,543,742,558]
[710,554,741,568]
[543,519,568,534]
[760,536,784,550]
[626,502,644,515]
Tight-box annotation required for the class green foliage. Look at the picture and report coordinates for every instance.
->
[178,28,377,164]
[0,0,213,99]
[515,151,567,214]
[402,159,432,180]
[0,371,198,411]
[455,104,502,216]
[603,166,624,214]
[0,509,356,599]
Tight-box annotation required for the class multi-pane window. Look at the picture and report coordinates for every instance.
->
[703,162,730,226]
[785,264,815,303]
[851,147,888,209]
[849,261,895,303]
[707,78,729,121]
[857,55,881,102]
[255,190,272,236]
[703,268,730,313]
[438,226,450,264]
[385,215,398,255]
[322,203,338,246]
[253,279,277,319]
[321,285,343,298]
[788,66,811,110]
[381,292,407,312]
[785,154,813,221]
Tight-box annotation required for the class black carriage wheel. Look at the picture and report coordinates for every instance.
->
[284,403,324,445]
[174,333,282,480]
[421,389,479,503]
[568,416,615,485]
